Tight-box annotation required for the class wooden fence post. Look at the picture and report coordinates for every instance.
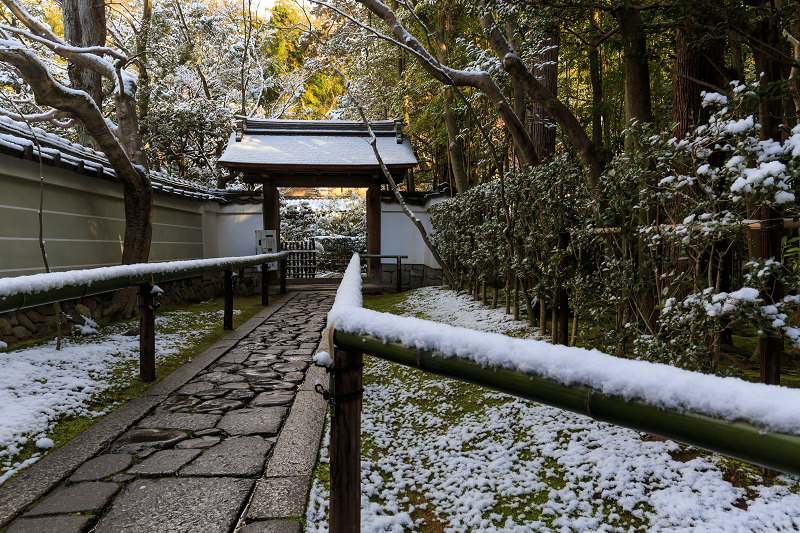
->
[330,346,362,533]
[261,264,269,306]
[280,256,287,294]
[138,283,156,382]
[558,231,569,346]
[223,269,233,330]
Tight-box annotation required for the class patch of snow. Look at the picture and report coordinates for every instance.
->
[0,308,225,485]
[307,279,800,532]
[313,351,333,368]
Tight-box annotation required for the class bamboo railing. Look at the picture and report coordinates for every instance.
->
[322,253,800,531]
[0,252,289,381]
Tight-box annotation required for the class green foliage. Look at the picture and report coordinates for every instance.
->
[431,82,800,374]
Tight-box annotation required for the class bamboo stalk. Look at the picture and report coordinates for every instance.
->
[334,330,800,476]
[0,252,290,314]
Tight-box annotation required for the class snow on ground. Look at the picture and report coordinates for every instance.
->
[0,309,231,485]
[306,286,800,532]
[402,287,536,337]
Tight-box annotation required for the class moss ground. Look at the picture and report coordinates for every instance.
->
[317,288,799,532]
[0,294,274,484]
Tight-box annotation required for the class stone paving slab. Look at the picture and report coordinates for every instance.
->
[138,412,221,431]
[25,482,119,516]
[92,477,254,533]
[128,449,202,476]
[0,394,163,528]
[68,453,132,482]
[217,407,288,436]
[265,391,326,478]
[180,436,274,478]
[6,514,96,533]
[240,519,302,533]
[108,428,189,456]
[0,290,336,532]
[246,476,311,520]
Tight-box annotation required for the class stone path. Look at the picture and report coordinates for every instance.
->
[1,291,335,533]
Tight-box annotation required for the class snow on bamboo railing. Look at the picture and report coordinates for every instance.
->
[327,253,800,478]
[0,252,290,382]
[0,252,290,314]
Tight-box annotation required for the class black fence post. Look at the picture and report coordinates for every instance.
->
[280,256,287,295]
[261,263,269,306]
[329,345,362,533]
[138,284,156,382]
[396,256,402,293]
[224,269,233,330]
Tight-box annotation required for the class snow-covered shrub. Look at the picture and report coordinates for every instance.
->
[431,81,800,374]
[280,193,366,272]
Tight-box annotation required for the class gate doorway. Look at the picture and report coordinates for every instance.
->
[217,118,418,280]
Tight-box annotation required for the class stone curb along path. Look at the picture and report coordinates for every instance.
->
[0,290,336,533]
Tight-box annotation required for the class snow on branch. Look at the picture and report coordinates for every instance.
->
[0,106,74,128]
[329,254,800,436]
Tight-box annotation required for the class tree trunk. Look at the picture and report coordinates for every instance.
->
[751,14,788,385]
[672,23,724,139]
[616,5,653,138]
[357,0,539,167]
[136,0,153,126]
[63,0,106,147]
[63,0,106,105]
[439,11,468,193]
[530,29,560,161]
[589,10,603,148]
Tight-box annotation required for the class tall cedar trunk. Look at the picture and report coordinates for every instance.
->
[440,8,468,193]
[588,10,603,148]
[616,7,653,131]
[506,16,527,167]
[617,6,656,331]
[530,30,560,161]
[673,21,728,341]
[752,14,787,385]
[672,25,724,139]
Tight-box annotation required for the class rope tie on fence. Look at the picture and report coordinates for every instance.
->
[314,382,364,406]
[312,336,364,406]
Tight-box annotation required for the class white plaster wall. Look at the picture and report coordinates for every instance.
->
[380,199,442,269]
[211,203,263,258]
[0,154,211,278]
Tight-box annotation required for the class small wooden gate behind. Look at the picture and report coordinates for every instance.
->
[283,239,317,279]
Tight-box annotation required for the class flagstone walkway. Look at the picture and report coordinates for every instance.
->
[0,290,335,533]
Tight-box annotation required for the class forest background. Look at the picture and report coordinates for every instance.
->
[3,0,800,380]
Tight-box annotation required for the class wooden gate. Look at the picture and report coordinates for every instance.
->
[283,239,317,278]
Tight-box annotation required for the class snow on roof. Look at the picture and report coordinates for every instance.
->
[0,117,223,202]
[218,118,418,168]
[283,197,357,211]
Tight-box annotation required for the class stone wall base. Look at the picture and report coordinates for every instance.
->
[0,267,264,348]
[381,264,442,290]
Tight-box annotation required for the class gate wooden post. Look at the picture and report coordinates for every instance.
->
[329,346,362,533]
[223,269,233,330]
[138,284,156,382]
